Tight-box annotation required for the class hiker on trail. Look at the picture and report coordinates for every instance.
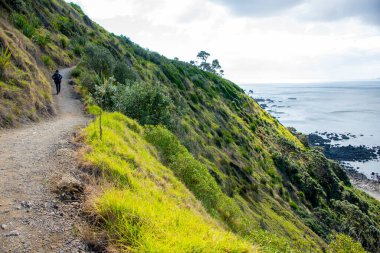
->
[52,70,62,95]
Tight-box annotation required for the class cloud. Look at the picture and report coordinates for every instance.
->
[211,0,380,26]
[296,0,380,26]
[210,0,302,16]
[68,0,380,83]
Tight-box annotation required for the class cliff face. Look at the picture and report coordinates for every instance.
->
[1,0,379,252]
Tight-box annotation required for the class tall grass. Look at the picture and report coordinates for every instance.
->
[10,13,40,38]
[0,47,12,78]
[82,112,257,252]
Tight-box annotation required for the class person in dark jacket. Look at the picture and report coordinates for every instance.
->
[52,70,62,95]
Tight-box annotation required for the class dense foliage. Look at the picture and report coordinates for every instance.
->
[1,0,380,252]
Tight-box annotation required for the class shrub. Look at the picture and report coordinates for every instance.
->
[113,81,176,127]
[10,13,40,38]
[79,71,96,93]
[72,36,86,46]
[93,76,118,111]
[41,55,53,69]
[113,61,137,83]
[144,125,245,226]
[67,51,74,59]
[330,200,380,252]
[83,44,115,76]
[10,0,26,12]
[33,32,51,48]
[289,201,298,210]
[54,16,78,36]
[70,67,81,78]
[59,37,68,49]
[328,234,366,253]
[73,45,82,56]
[0,47,12,78]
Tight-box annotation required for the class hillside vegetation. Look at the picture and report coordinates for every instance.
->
[1,0,379,252]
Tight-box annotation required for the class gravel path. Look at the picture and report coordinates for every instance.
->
[0,68,90,252]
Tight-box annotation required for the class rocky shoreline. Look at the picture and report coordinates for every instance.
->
[345,167,380,201]
[307,131,380,200]
[251,94,380,201]
[308,132,380,163]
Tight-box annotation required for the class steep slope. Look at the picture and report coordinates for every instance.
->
[80,112,257,252]
[1,0,379,252]
[0,17,54,127]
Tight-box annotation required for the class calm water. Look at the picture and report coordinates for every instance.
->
[241,81,380,177]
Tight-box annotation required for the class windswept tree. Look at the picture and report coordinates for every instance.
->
[192,51,224,76]
[211,59,221,74]
[197,51,210,63]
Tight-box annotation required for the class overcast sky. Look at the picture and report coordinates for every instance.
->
[69,0,380,83]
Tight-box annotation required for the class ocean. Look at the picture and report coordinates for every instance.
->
[241,81,380,178]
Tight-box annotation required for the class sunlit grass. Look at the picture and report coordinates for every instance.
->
[83,112,257,252]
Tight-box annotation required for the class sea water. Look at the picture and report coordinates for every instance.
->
[241,81,380,178]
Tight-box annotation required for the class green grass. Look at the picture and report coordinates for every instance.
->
[0,46,12,78]
[3,1,379,251]
[82,112,257,252]
[82,112,327,252]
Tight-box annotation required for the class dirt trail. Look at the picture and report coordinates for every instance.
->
[0,67,90,252]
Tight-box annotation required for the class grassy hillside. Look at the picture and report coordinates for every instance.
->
[0,16,53,127]
[1,0,379,252]
[80,112,257,252]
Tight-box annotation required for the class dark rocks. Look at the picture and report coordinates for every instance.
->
[308,133,331,146]
[255,98,275,109]
[308,132,379,162]
[325,145,378,162]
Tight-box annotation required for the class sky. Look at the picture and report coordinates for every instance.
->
[69,0,380,83]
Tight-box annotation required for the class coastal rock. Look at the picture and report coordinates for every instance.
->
[308,133,378,162]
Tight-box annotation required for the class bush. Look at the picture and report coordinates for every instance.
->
[0,47,12,78]
[10,13,40,38]
[289,201,298,210]
[79,71,96,94]
[72,36,86,46]
[83,44,115,76]
[41,55,53,69]
[113,81,176,127]
[33,32,51,48]
[93,76,118,111]
[144,126,226,212]
[10,0,26,12]
[59,37,68,49]
[70,67,81,78]
[54,16,80,36]
[330,200,380,252]
[72,45,82,56]
[113,61,137,83]
[328,234,366,253]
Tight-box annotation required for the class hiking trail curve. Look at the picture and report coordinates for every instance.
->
[0,67,90,252]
